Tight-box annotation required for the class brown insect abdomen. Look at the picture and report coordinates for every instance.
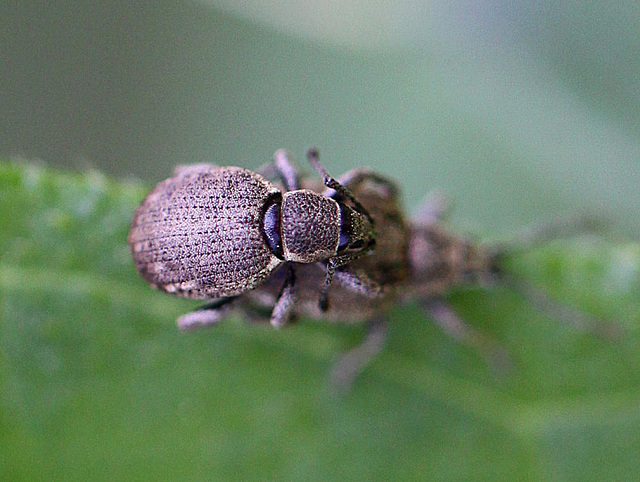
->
[407,225,493,296]
[129,167,282,299]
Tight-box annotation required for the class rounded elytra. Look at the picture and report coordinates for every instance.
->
[129,166,282,299]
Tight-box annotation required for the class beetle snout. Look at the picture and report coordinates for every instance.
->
[338,206,376,255]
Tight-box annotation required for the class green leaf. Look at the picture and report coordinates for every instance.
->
[1,161,639,480]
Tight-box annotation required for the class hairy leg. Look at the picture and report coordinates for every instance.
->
[331,168,399,198]
[256,150,301,191]
[306,148,373,223]
[329,316,388,393]
[177,297,236,330]
[421,298,511,374]
[270,264,297,328]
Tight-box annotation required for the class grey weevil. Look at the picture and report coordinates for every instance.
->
[129,149,380,328]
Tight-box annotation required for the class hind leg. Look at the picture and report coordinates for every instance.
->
[329,316,388,393]
[413,190,452,226]
[502,273,622,339]
[420,298,511,374]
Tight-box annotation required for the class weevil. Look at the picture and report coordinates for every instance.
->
[129,149,381,328]
[131,148,618,390]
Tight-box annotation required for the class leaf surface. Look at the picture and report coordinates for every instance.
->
[1,161,639,480]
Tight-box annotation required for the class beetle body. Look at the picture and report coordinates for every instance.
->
[129,150,378,327]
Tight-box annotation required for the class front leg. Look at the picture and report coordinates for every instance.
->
[270,263,297,328]
[330,168,399,198]
[317,253,382,312]
[306,148,373,223]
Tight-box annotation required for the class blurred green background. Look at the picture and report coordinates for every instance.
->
[2,1,640,480]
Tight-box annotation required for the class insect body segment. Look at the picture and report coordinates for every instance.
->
[280,189,341,263]
[129,166,282,299]
[407,224,497,298]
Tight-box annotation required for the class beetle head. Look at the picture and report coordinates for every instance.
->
[337,203,376,255]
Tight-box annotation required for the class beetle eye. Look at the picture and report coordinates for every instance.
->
[338,231,350,250]
[337,203,371,252]
[337,204,353,251]
[261,197,284,259]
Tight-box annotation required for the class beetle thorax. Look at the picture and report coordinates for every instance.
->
[280,189,341,263]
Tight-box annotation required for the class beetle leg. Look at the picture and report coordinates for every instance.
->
[413,190,451,226]
[318,251,381,311]
[420,298,512,374]
[177,297,236,331]
[329,316,387,393]
[333,267,383,299]
[331,168,399,198]
[270,264,297,328]
[318,260,336,312]
[493,213,605,257]
[502,273,622,339]
[306,148,373,223]
[256,150,301,191]
[272,149,301,191]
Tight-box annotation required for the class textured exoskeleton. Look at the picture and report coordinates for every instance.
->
[129,149,380,328]
[129,167,282,298]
